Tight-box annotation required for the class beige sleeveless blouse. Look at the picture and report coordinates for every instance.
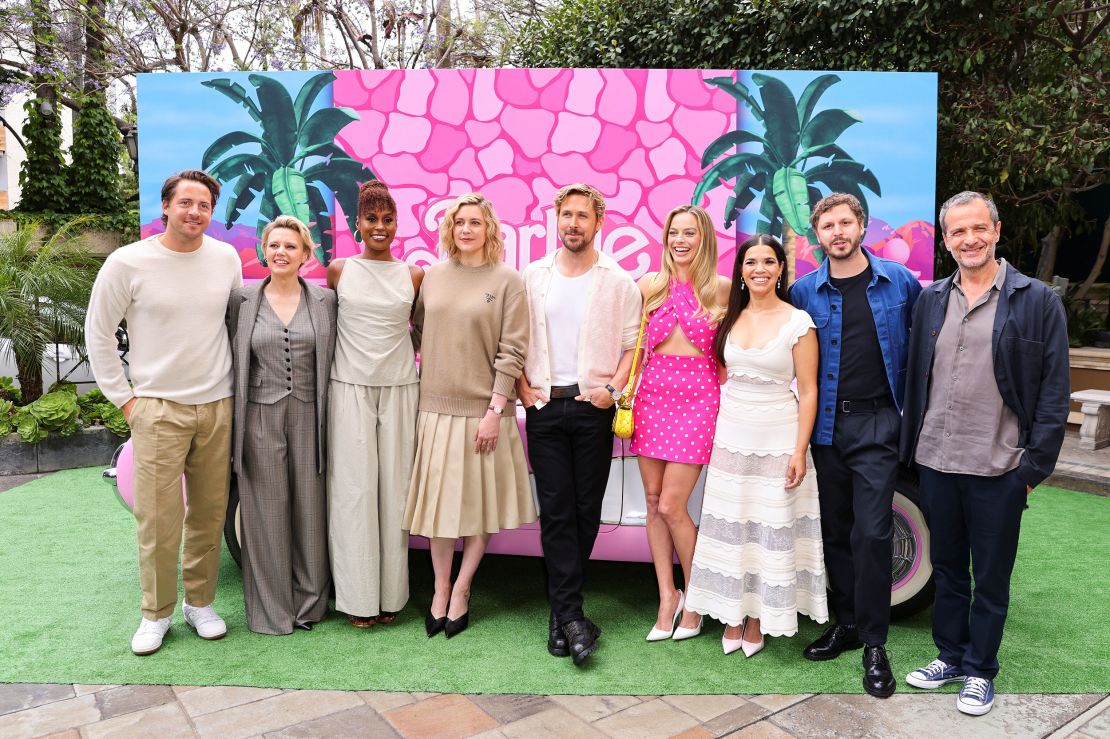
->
[331,258,418,387]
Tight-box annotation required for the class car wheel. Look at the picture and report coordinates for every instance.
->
[890,466,934,619]
[223,477,243,569]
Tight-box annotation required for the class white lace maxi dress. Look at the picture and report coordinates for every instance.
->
[685,309,829,637]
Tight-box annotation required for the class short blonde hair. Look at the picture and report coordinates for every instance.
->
[261,215,314,258]
[554,183,605,220]
[438,193,504,265]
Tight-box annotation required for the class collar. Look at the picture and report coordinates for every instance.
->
[814,247,889,290]
[536,248,621,272]
[953,258,1008,294]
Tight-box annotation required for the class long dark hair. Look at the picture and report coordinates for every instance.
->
[714,234,791,365]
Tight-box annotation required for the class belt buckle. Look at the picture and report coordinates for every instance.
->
[841,400,851,414]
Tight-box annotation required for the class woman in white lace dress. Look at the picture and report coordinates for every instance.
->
[684,234,829,656]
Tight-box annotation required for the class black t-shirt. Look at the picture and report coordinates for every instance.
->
[829,266,889,402]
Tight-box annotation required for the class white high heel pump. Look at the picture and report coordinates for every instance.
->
[646,591,684,641]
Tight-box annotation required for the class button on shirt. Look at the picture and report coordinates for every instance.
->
[914,260,1023,475]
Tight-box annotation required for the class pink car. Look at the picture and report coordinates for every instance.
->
[104,405,934,618]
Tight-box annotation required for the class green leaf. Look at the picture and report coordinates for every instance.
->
[805,159,882,197]
[704,76,765,122]
[796,74,841,128]
[771,167,811,235]
[752,73,801,162]
[799,109,861,151]
[224,171,267,228]
[249,74,298,163]
[201,131,271,170]
[297,107,358,152]
[691,152,774,206]
[292,71,336,126]
[271,167,313,226]
[700,129,772,167]
[306,184,333,266]
[208,152,270,183]
[200,79,263,123]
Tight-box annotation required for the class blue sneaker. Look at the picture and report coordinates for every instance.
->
[905,659,966,689]
[957,676,995,715]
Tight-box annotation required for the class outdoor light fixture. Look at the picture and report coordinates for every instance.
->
[123,126,138,170]
[38,98,54,116]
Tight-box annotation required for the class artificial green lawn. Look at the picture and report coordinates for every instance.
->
[1,468,1107,694]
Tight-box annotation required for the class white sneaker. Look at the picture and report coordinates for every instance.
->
[182,603,227,640]
[131,617,171,655]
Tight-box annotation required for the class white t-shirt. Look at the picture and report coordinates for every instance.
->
[544,264,595,387]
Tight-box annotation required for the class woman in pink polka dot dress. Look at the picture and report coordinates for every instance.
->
[633,205,730,642]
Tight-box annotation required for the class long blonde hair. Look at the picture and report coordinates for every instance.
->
[438,192,505,265]
[643,205,723,321]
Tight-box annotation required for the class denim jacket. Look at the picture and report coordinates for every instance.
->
[789,249,922,445]
[899,263,1070,488]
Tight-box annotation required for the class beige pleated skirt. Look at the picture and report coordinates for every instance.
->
[403,410,537,538]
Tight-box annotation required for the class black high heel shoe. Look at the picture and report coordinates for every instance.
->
[425,610,447,637]
[444,594,471,639]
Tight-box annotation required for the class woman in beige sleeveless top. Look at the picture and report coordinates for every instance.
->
[326,181,424,628]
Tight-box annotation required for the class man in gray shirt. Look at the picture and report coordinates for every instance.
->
[900,191,1069,716]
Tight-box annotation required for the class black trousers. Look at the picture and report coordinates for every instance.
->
[525,397,615,625]
[810,405,899,646]
[917,465,1026,680]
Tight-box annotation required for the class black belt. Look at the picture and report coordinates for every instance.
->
[837,396,893,414]
[549,384,580,399]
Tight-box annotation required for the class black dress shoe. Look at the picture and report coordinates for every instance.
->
[425,610,447,637]
[803,624,863,661]
[548,613,569,657]
[562,619,599,666]
[295,622,313,631]
[863,645,896,698]
[444,611,469,639]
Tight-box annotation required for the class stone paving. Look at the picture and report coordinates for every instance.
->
[1,431,1108,738]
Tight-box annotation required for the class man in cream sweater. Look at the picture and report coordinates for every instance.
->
[518,183,642,665]
[86,170,243,655]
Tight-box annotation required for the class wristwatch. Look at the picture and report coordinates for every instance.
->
[606,384,621,401]
[487,404,504,416]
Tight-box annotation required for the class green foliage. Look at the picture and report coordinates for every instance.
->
[0,398,13,434]
[0,376,20,403]
[17,98,69,212]
[0,210,141,244]
[1065,298,1106,348]
[28,389,79,430]
[201,71,376,266]
[13,406,46,444]
[0,219,98,403]
[518,0,1110,274]
[99,402,129,437]
[67,91,126,214]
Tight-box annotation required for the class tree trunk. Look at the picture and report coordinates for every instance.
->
[84,0,107,95]
[1035,224,1063,282]
[435,0,452,67]
[1073,214,1110,301]
[783,222,797,284]
[15,354,44,405]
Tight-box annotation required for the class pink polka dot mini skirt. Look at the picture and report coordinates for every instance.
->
[631,353,720,465]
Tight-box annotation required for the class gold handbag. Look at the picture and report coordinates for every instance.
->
[612,311,648,440]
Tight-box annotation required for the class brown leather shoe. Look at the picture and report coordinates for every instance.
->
[347,614,377,629]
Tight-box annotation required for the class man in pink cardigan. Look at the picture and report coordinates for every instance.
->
[517,183,642,666]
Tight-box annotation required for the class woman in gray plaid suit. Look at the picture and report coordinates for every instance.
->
[227,215,338,635]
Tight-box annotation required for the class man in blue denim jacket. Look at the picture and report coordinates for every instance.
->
[901,192,1069,716]
[790,193,921,698]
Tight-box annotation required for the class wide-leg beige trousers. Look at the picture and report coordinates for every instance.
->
[327,380,417,617]
[129,396,232,620]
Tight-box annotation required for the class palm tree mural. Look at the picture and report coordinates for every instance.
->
[200,71,374,266]
[693,73,881,268]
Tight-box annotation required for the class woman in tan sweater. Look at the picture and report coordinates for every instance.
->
[403,192,535,639]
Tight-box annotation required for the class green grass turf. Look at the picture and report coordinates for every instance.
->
[1,467,1107,695]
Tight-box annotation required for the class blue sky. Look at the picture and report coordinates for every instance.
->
[735,70,938,231]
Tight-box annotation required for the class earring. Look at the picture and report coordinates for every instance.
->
[777,276,782,289]
[740,280,746,291]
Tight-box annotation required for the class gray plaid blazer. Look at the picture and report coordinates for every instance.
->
[227,277,337,475]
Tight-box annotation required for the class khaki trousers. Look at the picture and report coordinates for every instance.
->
[130,396,232,620]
